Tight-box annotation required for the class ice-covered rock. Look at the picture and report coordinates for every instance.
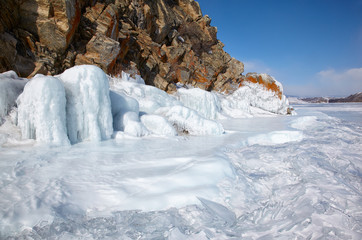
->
[141,114,177,136]
[156,106,224,135]
[58,65,113,144]
[176,88,221,120]
[122,112,149,137]
[17,75,69,145]
[110,73,180,114]
[110,90,139,131]
[222,80,290,117]
[0,71,27,124]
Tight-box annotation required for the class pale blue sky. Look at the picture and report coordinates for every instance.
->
[197,0,362,97]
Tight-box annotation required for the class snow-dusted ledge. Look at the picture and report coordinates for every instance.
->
[0,65,291,145]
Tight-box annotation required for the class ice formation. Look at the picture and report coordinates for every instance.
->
[110,74,180,114]
[222,80,290,117]
[140,114,177,136]
[0,71,27,124]
[1,66,293,145]
[156,106,225,135]
[58,65,113,144]
[176,88,221,120]
[17,75,69,145]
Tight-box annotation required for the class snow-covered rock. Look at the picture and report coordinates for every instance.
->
[17,75,69,145]
[176,88,221,120]
[110,90,139,131]
[222,80,290,116]
[122,111,149,137]
[141,114,177,136]
[156,106,224,135]
[0,71,27,124]
[58,65,113,144]
[110,73,180,114]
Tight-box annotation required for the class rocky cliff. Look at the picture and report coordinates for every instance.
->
[0,0,282,96]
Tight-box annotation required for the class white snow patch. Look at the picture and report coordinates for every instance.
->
[58,65,113,144]
[247,130,304,146]
[141,114,177,136]
[17,76,69,145]
[290,116,318,130]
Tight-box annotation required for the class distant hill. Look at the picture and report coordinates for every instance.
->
[301,97,329,103]
[329,92,362,103]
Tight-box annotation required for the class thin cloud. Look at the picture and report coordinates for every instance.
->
[285,67,362,97]
[242,59,274,75]
[317,67,362,96]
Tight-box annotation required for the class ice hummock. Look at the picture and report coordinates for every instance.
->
[17,75,70,145]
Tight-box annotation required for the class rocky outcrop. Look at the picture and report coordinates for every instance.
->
[0,0,283,98]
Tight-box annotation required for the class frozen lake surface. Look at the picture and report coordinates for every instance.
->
[1,103,361,239]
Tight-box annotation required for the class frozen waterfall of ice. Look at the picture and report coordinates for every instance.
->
[58,65,113,144]
[17,75,70,145]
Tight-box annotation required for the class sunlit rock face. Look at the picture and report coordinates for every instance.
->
[0,0,247,95]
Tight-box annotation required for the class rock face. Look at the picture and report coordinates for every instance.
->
[0,0,282,97]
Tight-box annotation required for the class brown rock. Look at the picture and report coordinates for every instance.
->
[0,0,19,33]
[19,0,81,54]
[75,33,120,72]
[28,62,49,78]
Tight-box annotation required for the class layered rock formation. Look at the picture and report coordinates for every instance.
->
[0,0,283,97]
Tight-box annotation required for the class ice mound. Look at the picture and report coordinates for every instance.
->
[0,71,28,124]
[17,75,69,145]
[247,130,304,145]
[156,106,225,135]
[140,114,177,136]
[110,91,139,130]
[176,88,221,120]
[110,73,180,114]
[58,65,113,144]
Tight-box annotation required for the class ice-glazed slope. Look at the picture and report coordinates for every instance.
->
[58,65,113,144]
[17,76,69,145]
